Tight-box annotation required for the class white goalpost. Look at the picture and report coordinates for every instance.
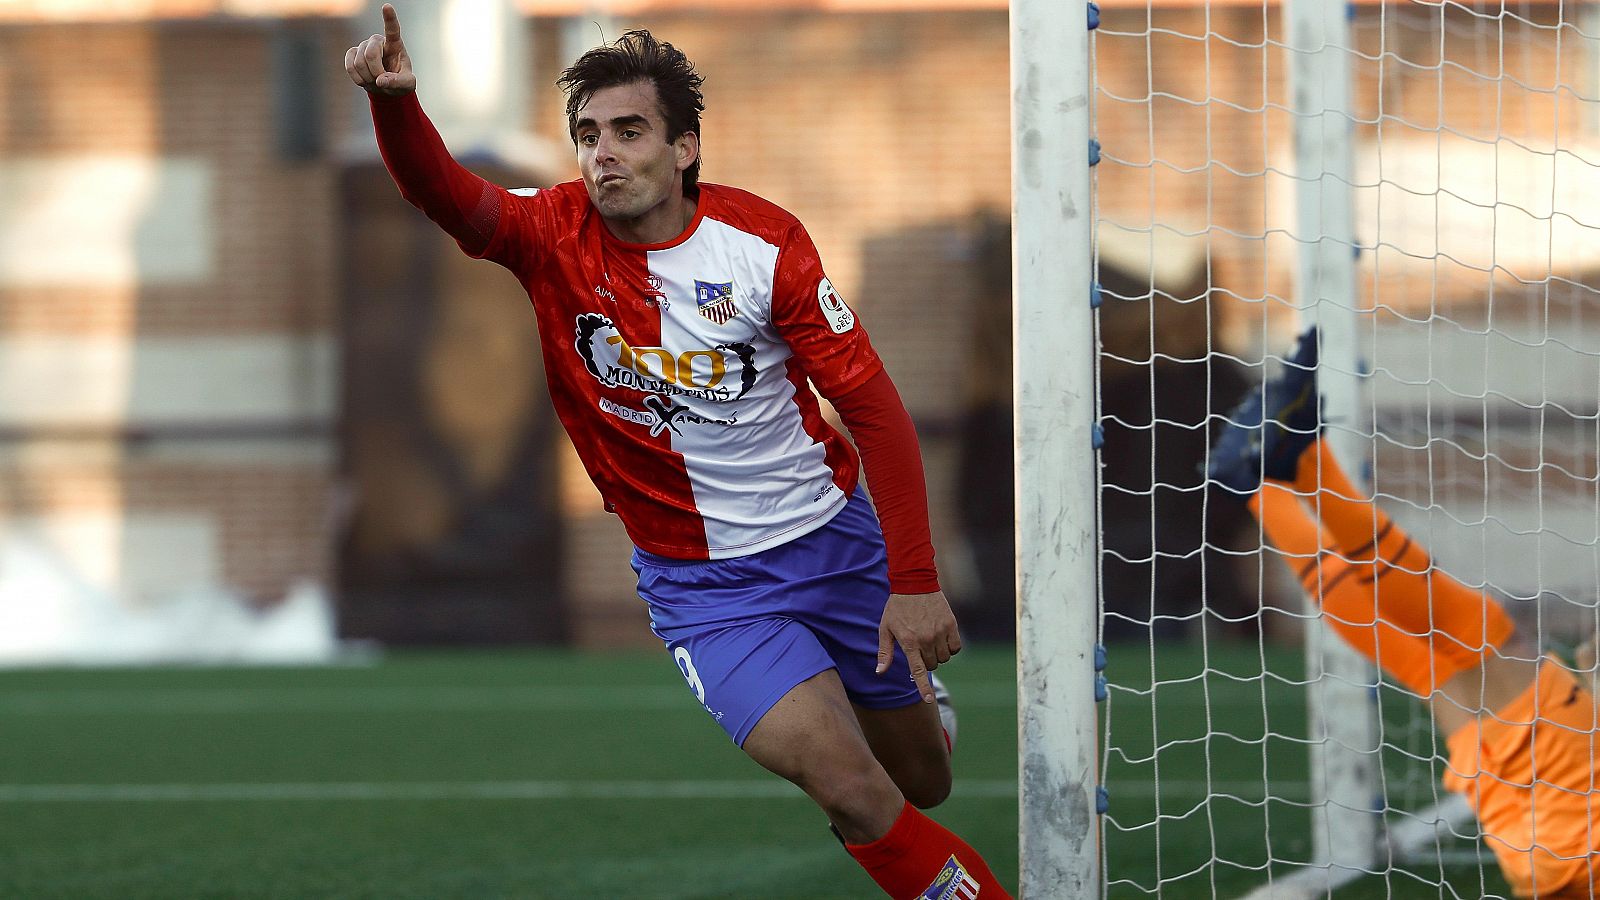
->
[1019,0,1600,896]
[1011,0,1101,895]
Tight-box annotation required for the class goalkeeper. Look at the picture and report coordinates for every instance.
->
[1210,327,1599,898]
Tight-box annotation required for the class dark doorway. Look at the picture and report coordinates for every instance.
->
[336,163,567,644]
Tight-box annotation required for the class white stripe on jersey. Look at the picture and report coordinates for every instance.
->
[646,217,847,557]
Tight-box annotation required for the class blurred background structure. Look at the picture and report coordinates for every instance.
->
[5,0,1594,665]
[0,0,1024,663]
[4,0,1600,895]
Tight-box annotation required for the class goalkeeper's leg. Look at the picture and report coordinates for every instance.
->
[1209,325,1512,696]
[1256,439,1513,698]
[1214,327,1598,896]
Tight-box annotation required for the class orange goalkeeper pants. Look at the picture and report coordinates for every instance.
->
[1249,438,1600,896]
[1444,660,1600,898]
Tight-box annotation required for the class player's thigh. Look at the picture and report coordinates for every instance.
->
[742,668,874,781]
[660,617,835,746]
[853,699,951,808]
[742,669,907,839]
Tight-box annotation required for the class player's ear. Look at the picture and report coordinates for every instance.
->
[675,131,700,174]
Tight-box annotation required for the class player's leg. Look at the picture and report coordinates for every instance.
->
[1290,435,1513,675]
[1212,328,1600,894]
[634,518,1012,898]
[1248,476,1445,695]
[852,696,952,810]
[740,668,1011,898]
[1431,646,1539,747]
[1439,656,1600,897]
[781,489,958,811]
[1211,326,1512,695]
[851,672,958,811]
[740,667,904,839]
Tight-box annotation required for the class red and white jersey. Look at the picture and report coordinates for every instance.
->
[477,180,881,559]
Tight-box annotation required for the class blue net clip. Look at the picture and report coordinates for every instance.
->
[1096,785,1110,814]
[1094,674,1108,702]
[1088,138,1102,167]
[1089,282,1103,309]
[1088,2,1101,30]
[1091,422,1105,450]
[1094,643,1107,671]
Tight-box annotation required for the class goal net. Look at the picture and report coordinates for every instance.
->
[1084,1,1600,896]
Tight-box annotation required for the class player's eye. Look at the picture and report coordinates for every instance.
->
[579,133,598,146]
[621,129,640,139]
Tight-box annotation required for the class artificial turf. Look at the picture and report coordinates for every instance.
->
[0,643,1508,897]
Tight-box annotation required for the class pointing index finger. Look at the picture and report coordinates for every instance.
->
[905,648,935,704]
[382,3,403,39]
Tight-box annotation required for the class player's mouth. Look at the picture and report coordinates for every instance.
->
[597,173,626,187]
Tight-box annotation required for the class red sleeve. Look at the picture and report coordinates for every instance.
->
[369,93,505,258]
[831,369,941,595]
[770,223,882,395]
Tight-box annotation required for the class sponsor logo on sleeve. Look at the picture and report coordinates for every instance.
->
[694,279,739,325]
[817,277,855,334]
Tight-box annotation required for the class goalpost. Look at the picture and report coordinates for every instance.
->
[1011,0,1101,894]
[1017,0,1600,896]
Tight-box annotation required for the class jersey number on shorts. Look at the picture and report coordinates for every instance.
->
[673,646,707,703]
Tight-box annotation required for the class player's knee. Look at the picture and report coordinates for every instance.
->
[903,780,951,810]
[880,741,952,809]
[806,765,900,829]
[899,764,953,809]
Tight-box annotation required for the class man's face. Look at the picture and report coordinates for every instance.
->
[573,81,696,226]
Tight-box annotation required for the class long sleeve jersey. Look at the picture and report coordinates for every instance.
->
[371,93,939,593]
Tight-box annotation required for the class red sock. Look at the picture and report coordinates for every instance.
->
[845,801,1012,899]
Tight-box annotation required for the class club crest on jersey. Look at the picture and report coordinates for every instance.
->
[817,277,855,333]
[694,280,739,325]
[918,855,981,900]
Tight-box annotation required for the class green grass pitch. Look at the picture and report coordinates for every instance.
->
[0,642,1506,897]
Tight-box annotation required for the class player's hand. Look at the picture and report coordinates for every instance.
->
[344,3,415,96]
[876,591,963,704]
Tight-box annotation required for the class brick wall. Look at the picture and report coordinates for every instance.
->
[2,5,1590,648]
[0,20,346,625]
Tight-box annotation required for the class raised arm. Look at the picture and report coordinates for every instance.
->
[344,4,503,256]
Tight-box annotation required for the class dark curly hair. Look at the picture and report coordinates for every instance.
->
[557,30,705,195]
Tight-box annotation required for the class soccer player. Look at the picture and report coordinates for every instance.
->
[1209,327,1600,898]
[345,8,1013,897]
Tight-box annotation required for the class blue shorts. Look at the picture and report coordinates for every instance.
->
[631,488,922,746]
